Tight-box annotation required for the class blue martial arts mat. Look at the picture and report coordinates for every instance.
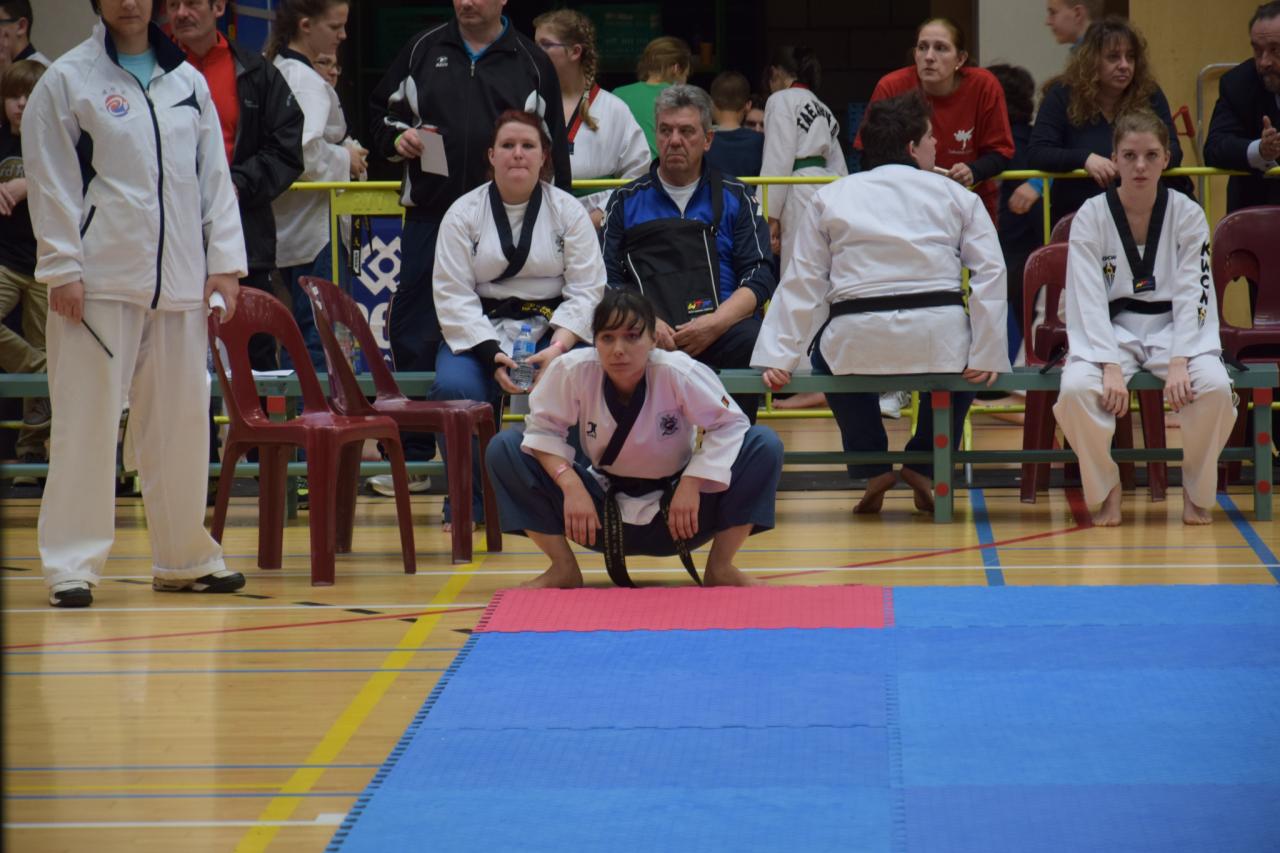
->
[327,586,1280,852]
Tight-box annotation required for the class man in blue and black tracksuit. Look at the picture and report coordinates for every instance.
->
[367,0,570,493]
[601,84,775,420]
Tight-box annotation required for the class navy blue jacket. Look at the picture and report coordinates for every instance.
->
[601,161,775,308]
[1028,81,1184,224]
[1203,59,1280,211]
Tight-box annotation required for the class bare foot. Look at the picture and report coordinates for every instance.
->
[1092,484,1123,526]
[1182,489,1213,525]
[854,471,898,514]
[773,392,828,410]
[518,563,584,589]
[898,468,935,513]
[703,563,757,587]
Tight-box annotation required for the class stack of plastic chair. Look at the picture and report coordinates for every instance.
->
[1019,242,1166,502]
[1212,206,1280,487]
[300,277,501,564]
[208,288,416,585]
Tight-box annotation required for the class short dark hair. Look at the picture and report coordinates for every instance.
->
[1,58,43,100]
[0,1,32,31]
[593,288,657,339]
[770,44,821,91]
[709,71,750,112]
[987,63,1036,126]
[1252,1,1280,27]
[860,90,932,169]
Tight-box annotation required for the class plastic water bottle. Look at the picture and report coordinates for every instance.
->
[510,324,537,391]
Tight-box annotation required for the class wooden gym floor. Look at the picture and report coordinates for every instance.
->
[3,414,1277,852]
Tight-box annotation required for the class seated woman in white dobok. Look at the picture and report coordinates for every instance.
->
[486,288,783,589]
[1054,110,1235,526]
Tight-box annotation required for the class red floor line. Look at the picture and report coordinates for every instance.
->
[2,605,489,651]
[758,523,1089,581]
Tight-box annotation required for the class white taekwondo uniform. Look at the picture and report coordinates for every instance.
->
[751,163,1009,377]
[1054,188,1234,508]
[759,85,848,271]
[566,86,650,218]
[521,348,749,524]
[25,22,247,588]
[433,181,605,355]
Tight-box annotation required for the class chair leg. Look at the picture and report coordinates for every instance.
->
[1221,391,1249,489]
[443,412,474,564]
[1115,410,1137,491]
[1038,391,1058,495]
[382,437,417,575]
[305,437,339,586]
[258,445,288,569]
[476,412,502,554]
[334,443,361,554]
[210,439,244,541]
[1020,391,1048,503]
[1137,390,1167,502]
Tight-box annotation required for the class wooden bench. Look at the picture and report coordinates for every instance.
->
[1,364,1274,522]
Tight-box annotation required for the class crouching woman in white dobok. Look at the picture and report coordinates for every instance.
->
[1054,110,1234,527]
[751,91,1009,515]
[485,288,783,589]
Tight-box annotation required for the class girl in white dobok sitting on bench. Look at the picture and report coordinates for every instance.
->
[1054,110,1235,526]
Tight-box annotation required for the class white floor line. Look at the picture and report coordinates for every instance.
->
[6,814,346,830]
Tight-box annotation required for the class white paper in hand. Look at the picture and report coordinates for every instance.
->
[418,127,448,177]
[209,292,228,315]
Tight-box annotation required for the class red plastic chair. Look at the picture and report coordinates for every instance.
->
[208,288,416,586]
[1212,206,1280,485]
[1049,211,1075,244]
[299,277,502,563]
[1019,243,1166,502]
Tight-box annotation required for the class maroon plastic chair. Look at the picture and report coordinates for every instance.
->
[208,288,416,585]
[1049,211,1076,244]
[1019,243,1165,502]
[1212,206,1280,486]
[299,277,502,563]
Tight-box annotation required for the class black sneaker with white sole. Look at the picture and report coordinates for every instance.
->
[152,570,247,593]
[49,582,93,608]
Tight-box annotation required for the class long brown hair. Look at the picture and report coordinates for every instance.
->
[533,9,601,132]
[1046,16,1158,127]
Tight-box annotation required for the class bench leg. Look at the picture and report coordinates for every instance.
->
[1255,387,1273,521]
[933,391,953,523]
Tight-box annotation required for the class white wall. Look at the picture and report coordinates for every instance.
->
[977,0,1072,103]
[29,0,100,62]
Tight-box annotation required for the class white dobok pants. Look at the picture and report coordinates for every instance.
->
[1054,346,1235,508]
[39,301,226,588]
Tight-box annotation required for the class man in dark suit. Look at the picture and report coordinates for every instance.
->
[1204,1,1280,212]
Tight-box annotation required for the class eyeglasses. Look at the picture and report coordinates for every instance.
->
[536,40,570,52]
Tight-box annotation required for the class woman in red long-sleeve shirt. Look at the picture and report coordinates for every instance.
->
[858,18,1014,223]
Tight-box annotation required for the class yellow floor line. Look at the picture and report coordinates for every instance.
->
[233,558,483,853]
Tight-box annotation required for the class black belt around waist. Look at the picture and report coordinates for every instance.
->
[1109,298,1172,318]
[479,295,563,322]
[601,473,701,588]
[810,290,965,354]
[830,290,966,316]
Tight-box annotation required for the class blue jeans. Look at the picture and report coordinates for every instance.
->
[280,242,346,374]
[811,347,974,480]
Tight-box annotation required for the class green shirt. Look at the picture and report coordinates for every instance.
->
[611,81,670,160]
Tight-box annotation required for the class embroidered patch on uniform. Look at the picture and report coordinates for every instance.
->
[686,297,715,316]
[105,93,130,117]
[721,395,731,408]
[1102,255,1116,288]
[657,411,680,438]
[555,235,565,255]
[586,421,597,439]
[1132,275,1156,294]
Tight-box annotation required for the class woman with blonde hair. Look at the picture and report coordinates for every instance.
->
[613,35,691,158]
[1029,17,1187,225]
[534,9,649,229]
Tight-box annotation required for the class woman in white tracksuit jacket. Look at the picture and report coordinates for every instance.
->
[25,0,247,607]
